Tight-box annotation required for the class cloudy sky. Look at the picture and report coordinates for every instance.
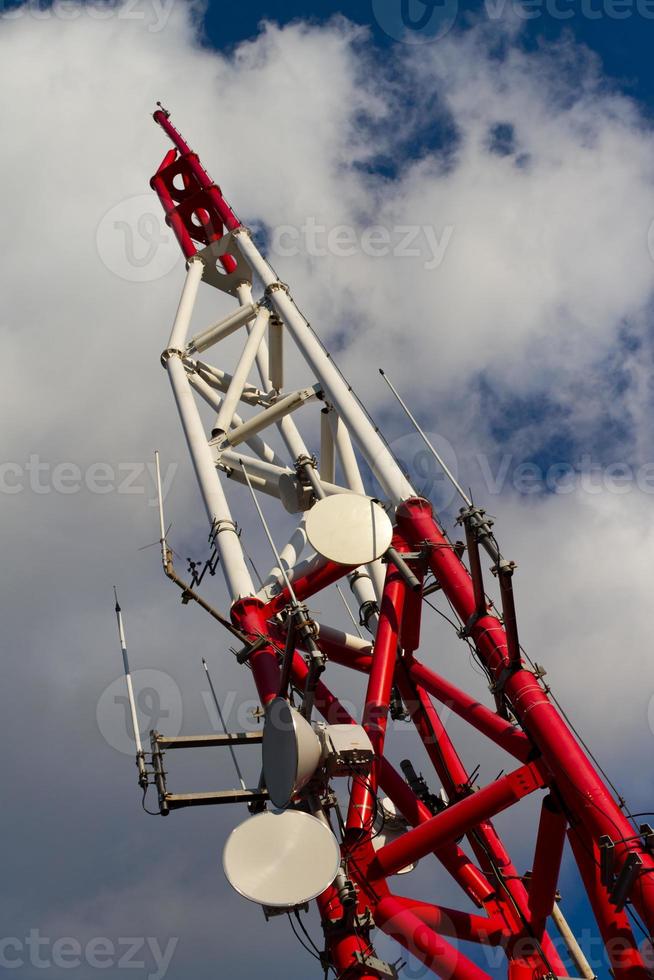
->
[2,1,654,978]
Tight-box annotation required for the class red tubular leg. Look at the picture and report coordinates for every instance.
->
[528,795,568,937]
[262,558,356,617]
[568,830,649,980]
[151,168,197,259]
[290,652,496,908]
[397,497,654,934]
[395,669,566,976]
[370,763,545,879]
[387,897,509,946]
[408,659,532,763]
[347,555,408,834]
[374,896,493,980]
[153,109,241,231]
[230,597,280,707]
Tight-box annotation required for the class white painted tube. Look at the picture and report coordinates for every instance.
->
[268,316,284,391]
[330,413,385,604]
[237,283,312,464]
[214,306,271,436]
[260,522,308,596]
[234,230,415,504]
[194,360,262,406]
[320,408,336,484]
[188,372,282,467]
[188,301,258,354]
[168,257,204,350]
[225,387,318,449]
[166,353,253,601]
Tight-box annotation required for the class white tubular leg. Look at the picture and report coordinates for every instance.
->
[167,257,204,350]
[330,412,385,604]
[214,306,271,437]
[234,229,415,505]
[166,353,253,601]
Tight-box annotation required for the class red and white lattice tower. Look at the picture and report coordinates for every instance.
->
[136,106,654,980]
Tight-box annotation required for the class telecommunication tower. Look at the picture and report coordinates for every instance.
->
[116,106,654,980]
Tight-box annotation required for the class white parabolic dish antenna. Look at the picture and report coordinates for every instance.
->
[262,697,323,809]
[305,493,393,566]
[223,810,341,907]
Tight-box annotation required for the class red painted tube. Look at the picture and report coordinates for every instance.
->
[370,763,545,880]
[386,897,508,946]
[528,794,568,936]
[289,652,496,908]
[374,896,492,980]
[568,830,649,980]
[408,660,531,763]
[151,171,197,260]
[388,669,563,975]
[230,597,280,706]
[153,109,241,231]
[262,558,355,618]
[347,559,408,833]
[397,497,654,933]
[316,890,380,980]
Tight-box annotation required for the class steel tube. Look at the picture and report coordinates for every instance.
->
[408,660,532,762]
[374,896,492,980]
[214,306,271,435]
[166,354,253,600]
[347,556,408,833]
[370,763,544,880]
[234,229,415,504]
[167,257,204,350]
[397,497,654,932]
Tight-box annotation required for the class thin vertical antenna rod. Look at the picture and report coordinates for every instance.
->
[202,658,246,791]
[113,588,148,788]
[154,450,168,572]
[335,584,364,639]
[240,460,325,718]
[239,460,299,605]
[379,368,472,508]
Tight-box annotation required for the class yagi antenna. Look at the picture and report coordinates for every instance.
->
[202,658,246,791]
[113,588,148,789]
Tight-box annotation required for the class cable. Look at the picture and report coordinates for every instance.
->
[141,785,160,817]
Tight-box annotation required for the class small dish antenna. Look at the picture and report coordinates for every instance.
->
[262,698,323,808]
[223,810,341,908]
[305,493,393,566]
[372,797,417,875]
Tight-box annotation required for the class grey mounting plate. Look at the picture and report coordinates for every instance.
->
[197,232,253,295]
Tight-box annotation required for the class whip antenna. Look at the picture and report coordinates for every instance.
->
[113,588,148,789]
[202,658,246,791]
[379,368,471,508]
